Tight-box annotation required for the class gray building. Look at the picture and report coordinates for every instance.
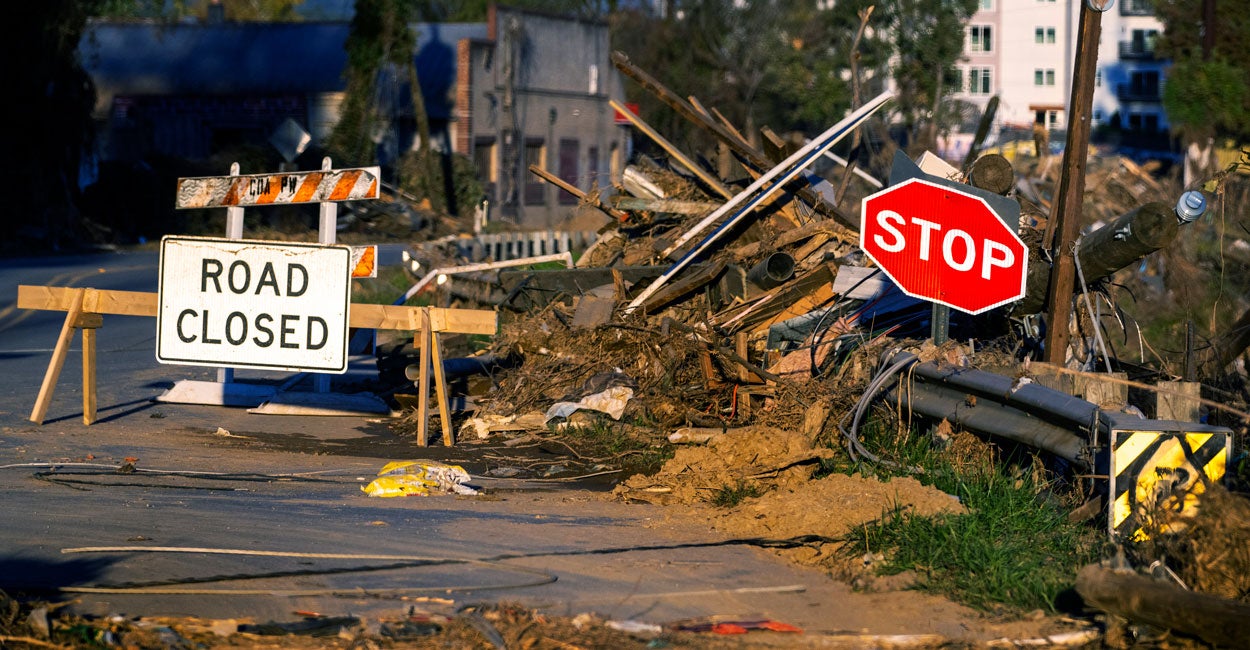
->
[79,5,626,230]
[456,6,627,227]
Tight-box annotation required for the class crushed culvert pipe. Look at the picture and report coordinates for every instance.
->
[746,252,796,290]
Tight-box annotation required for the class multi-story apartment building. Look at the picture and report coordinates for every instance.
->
[947,0,1169,158]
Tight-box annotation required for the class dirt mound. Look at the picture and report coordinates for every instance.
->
[613,426,834,505]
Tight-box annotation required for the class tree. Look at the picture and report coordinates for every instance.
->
[3,0,105,252]
[879,0,978,152]
[612,0,895,158]
[1155,0,1250,143]
[328,0,449,211]
[94,0,303,21]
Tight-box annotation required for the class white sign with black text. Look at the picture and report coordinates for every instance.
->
[157,236,352,373]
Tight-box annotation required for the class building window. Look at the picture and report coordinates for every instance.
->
[557,139,579,206]
[1096,69,1102,87]
[587,146,600,190]
[969,25,993,53]
[524,139,546,205]
[1035,27,1056,43]
[473,137,496,200]
[1034,69,1055,86]
[1047,110,1060,128]
[969,67,992,95]
[979,0,993,9]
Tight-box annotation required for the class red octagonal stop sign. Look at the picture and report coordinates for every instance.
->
[860,178,1027,315]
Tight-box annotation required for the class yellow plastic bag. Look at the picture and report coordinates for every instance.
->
[361,461,478,497]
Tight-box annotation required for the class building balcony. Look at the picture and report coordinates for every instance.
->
[1117,84,1162,102]
[1118,42,1157,60]
[1120,0,1155,16]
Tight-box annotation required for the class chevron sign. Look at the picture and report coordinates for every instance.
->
[175,166,380,209]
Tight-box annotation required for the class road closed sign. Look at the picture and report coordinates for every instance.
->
[157,236,352,373]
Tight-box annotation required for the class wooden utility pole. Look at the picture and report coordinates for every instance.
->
[1042,2,1103,364]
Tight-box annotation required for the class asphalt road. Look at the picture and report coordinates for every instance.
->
[0,248,1006,640]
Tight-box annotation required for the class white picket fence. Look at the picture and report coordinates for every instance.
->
[420,230,599,263]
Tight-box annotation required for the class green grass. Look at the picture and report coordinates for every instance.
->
[561,419,673,476]
[710,480,763,507]
[836,420,1099,613]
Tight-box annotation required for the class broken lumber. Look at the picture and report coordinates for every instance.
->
[609,99,733,200]
[526,164,629,221]
[1075,564,1250,648]
[611,51,857,231]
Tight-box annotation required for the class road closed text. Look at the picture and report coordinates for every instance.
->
[174,259,329,350]
[157,237,351,373]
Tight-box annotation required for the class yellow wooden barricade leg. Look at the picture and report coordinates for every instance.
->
[30,288,85,425]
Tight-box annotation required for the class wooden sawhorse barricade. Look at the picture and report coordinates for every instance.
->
[17,285,496,446]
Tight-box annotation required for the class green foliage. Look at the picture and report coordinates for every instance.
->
[849,470,1097,612]
[880,0,979,150]
[563,420,673,476]
[612,0,974,159]
[328,0,416,166]
[1155,0,1250,141]
[94,0,302,21]
[837,421,1098,613]
[1162,58,1248,141]
[710,480,763,508]
[396,151,482,216]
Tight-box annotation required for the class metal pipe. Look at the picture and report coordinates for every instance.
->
[904,357,1101,432]
[745,252,795,290]
[882,380,1089,468]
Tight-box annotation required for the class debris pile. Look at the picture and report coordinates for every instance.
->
[380,52,1250,641]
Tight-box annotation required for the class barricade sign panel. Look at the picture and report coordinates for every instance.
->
[175,167,380,209]
[157,236,352,373]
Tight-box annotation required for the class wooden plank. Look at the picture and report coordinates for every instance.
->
[610,197,720,215]
[19,285,156,317]
[749,281,836,336]
[641,259,727,314]
[82,328,97,425]
[610,99,733,200]
[611,51,854,229]
[31,289,85,425]
[20,286,497,334]
[416,310,432,446]
[430,330,454,447]
[1156,380,1202,422]
[714,264,836,333]
[526,164,629,221]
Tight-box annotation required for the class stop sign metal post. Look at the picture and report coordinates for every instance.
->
[860,177,1027,342]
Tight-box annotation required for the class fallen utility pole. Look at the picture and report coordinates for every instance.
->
[1042,1,1103,363]
[611,51,858,232]
[1016,201,1179,314]
[1076,564,1250,648]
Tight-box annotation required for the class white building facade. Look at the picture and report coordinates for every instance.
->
[946,0,1168,157]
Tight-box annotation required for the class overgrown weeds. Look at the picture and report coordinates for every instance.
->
[839,417,1100,613]
[709,480,764,507]
[558,419,673,477]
